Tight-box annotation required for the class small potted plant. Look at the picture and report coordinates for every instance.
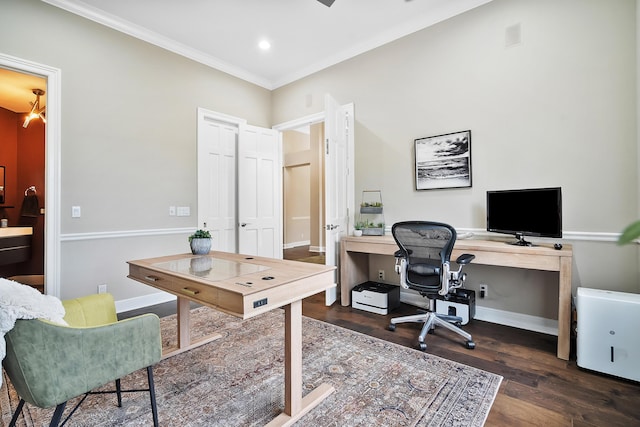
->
[188,229,212,255]
[354,222,364,237]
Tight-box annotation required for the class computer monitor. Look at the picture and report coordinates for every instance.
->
[486,187,562,246]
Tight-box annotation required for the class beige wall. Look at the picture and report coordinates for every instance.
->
[272,0,640,319]
[0,0,271,300]
[1,0,639,322]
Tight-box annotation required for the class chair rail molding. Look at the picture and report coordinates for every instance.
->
[60,227,194,241]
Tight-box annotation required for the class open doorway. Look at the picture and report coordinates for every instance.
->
[0,53,61,298]
[0,68,46,291]
[282,121,325,263]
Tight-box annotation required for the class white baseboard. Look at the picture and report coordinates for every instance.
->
[399,290,558,336]
[115,291,176,313]
[474,306,558,336]
[283,240,310,249]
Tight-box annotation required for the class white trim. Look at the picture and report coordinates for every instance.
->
[272,112,325,132]
[283,240,311,250]
[60,227,193,242]
[400,290,559,336]
[474,306,558,336]
[0,53,62,299]
[57,226,625,244]
[274,112,327,258]
[115,291,176,314]
[198,107,247,127]
[42,0,493,90]
[41,0,271,89]
[455,227,622,243]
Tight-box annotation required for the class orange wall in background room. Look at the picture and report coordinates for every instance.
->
[0,106,45,277]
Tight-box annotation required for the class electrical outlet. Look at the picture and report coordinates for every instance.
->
[479,284,488,298]
[98,284,107,294]
[378,269,385,281]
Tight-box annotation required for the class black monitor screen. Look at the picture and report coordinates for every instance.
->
[486,187,562,239]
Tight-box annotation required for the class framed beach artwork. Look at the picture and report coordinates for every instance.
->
[414,130,472,190]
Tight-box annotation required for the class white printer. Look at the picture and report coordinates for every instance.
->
[352,282,400,315]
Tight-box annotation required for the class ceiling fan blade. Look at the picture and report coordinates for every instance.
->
[317,0,336,7]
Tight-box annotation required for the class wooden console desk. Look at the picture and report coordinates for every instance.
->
[340,235,573,360]
[128,251,336,426]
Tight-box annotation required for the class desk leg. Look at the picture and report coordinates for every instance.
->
[177,296,191,349]
[557,257,572,360]
[340,249,369,306]
[162,296,223,359]
[266,300,335,427]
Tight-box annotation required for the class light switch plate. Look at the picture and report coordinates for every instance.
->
[71,206,81,218]
[177,206,190,217]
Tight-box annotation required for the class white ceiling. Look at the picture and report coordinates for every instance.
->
[42,0,493,90]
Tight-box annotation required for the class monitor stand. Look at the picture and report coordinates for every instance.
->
[509,233,534,247]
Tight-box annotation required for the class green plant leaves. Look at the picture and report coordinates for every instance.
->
[618,220,640,245]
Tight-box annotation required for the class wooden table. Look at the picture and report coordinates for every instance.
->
[128,251,336,426]
[340,235,573,360]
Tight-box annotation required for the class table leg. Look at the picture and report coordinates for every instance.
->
[285,299,302,415]
[557,257,572,360]
[340,249,369,306]
[177,296,191,349]
[266,300,335,426]
[162,296,223,359]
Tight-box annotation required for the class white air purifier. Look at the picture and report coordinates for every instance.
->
[576,287,640,382]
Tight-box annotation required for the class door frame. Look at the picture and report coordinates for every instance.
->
[0,53,62,298]
[273,112,325,253]
[197,108,281,258]
[196,107,245,252]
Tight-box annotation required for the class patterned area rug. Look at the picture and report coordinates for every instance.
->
[1,307,502,426]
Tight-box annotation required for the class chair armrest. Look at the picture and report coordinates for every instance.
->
[3,313,161,408]
[456,253,475,265]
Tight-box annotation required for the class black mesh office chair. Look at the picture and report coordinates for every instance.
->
[388,221,476,350]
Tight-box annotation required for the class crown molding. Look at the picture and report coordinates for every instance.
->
[41,0,272,89]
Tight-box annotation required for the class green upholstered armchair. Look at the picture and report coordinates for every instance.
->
[3,293,162,427]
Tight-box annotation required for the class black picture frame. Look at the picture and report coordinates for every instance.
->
[414,130,472,190]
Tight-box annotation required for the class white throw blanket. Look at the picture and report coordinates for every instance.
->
[0,278,67,387]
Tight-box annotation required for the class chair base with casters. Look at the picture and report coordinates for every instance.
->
[388,221,476,351]
[388,306,476,351]
[3,293,162,427]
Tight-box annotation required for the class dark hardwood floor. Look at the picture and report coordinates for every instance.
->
[288,246,640,426]
[123,246,640,426]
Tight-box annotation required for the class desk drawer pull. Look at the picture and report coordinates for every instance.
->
[181,287,200,296]
[144,275,160,282]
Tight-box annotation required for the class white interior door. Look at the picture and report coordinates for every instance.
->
[238,124,281,258]
[324,95,355,305]
[197,109,240,253]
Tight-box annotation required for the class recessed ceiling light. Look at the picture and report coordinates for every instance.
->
[258,40,271,50]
